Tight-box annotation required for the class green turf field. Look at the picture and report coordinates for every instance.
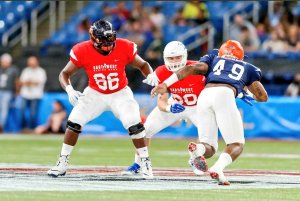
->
[0,135,299,201]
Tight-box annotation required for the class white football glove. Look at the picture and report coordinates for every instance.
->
[65,85,84,106]
[142,73,158,86]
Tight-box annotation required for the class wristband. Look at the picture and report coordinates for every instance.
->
[163,73,179,87]
[165,104,171,113]
[65,85,74,93]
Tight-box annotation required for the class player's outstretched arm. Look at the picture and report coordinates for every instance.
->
[151,83,168,97]
[130,54,153,78]
[247,81,268,102]
[176,62,208,80]
[162,62,208,88]
[130,54,158,86]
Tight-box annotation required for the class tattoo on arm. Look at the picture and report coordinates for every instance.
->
[249,81,268,102]
[254,84,262,97]
[253,82,263,97]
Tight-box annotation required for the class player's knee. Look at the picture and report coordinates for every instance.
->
[128,122,145,139]
[67,120,82,134]
[145,128,154,138]
[144,124,152,138]
[145,132,154,138]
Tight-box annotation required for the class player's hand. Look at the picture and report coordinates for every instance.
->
[166,103,185,113]
[65,85,84,106]
[143,73,158,86]
[151,83,168,97]
[237,90,255,106]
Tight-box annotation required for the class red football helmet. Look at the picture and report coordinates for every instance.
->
[218,40,244,60]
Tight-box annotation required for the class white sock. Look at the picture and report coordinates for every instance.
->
[60,143,74,156]
[190,143,206,157]
[136,147,149,158]
[210,153,232,171]
[134,153,141,165]
[196,143,206,156]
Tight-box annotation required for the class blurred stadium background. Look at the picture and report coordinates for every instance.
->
[0,0,300,138]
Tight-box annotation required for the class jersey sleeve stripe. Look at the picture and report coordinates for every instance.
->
[133,43,137,56]
[70,49,78,61]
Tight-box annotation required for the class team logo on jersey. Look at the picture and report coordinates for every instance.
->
[169,87,194,93]
[93,63,117,71]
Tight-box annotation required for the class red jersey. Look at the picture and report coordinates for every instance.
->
[155,60,205,106]
[70,38,137,94]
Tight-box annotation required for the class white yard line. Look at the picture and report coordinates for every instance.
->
[242,153,300,159]
[160,151,300,159]
[0,172,299,191]
[0,164,300,191]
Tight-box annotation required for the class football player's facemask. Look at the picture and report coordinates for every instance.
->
[163,41,187,72]
[89,20,116,55]
[218,40,244,60]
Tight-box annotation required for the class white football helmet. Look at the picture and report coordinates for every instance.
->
[163,41,187,72]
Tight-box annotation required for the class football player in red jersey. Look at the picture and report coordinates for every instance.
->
[122,41,207,176]
[47,19,156,179]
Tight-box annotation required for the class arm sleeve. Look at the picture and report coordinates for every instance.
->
[208,49,219,56]
[200,53,215,66]
[247,64,262,85]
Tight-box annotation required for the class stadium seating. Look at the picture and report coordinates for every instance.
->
[40,1,271,57]
[0,1,41,38]
[246,51,300,60]
[41,1,187,54]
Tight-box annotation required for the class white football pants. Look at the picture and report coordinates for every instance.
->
[196,87,245,151]
[69,86,141,129]
[144,105,201,138]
